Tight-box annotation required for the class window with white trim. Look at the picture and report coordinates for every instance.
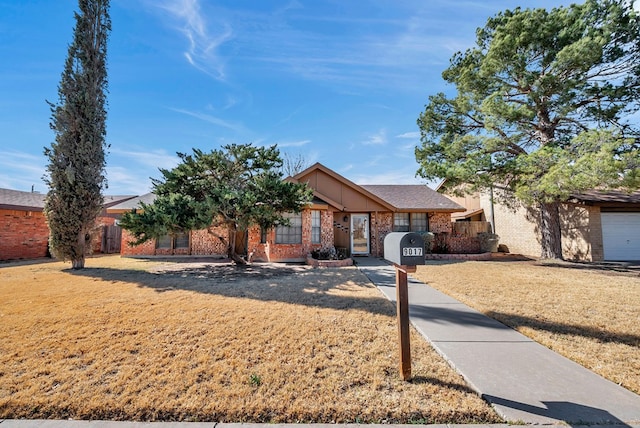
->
[275,213,302,244]
[156,232,190,249]
[393,212,429,232]
[393,213,410,232]
[311,210,321,244]
[410,213,428,232]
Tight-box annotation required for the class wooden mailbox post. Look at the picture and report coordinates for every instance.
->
[383,232,425,381]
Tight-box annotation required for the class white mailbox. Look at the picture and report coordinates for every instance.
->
[384,232,425,266]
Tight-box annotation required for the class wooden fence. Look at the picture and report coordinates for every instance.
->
[451,221,492,237]
[101,225,122,254]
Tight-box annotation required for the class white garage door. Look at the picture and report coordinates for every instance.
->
[601,212,640,261]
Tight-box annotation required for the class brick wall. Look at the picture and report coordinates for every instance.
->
[117,209,487,260]
[248,209,335,262]
[191,227,228,256]
[0,210,124,261]
[447,236,481,254]
[121,226,230,257]
[370,212,457,257]
[560,203,601,261]
[247,225,268,262]
[586,206,603,261]
[120,229,156,256]
[479,191,602,261]
[480,192,541,257]
[429,213,452,233]
[371,212,393,257]
[0,209,50,261]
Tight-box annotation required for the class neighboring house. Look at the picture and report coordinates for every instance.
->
[110,163,466,261]
[439,184,640,262]
[0,188,49,261]
[0,188,135,262]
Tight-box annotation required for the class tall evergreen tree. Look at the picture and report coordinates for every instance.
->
[416,0,640,260]
[44,0,110,269]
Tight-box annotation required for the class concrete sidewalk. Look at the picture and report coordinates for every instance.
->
[354,256,640,425]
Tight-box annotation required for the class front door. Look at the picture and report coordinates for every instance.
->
[351,214,370,255]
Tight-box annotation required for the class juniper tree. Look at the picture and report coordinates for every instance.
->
[119,143,313,265]
[416,0,640,259]
[44,0,110,269]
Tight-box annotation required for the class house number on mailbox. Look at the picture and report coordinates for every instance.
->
[402,247,423,257]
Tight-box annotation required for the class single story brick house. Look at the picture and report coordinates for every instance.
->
[0,188,135,262]
[441,185,640,262]
[110,163,465,261]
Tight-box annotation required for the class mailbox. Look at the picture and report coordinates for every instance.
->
[384,232,425,266]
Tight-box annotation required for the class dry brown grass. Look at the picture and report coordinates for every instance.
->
[412,259,640,395]
[0,256,499,423]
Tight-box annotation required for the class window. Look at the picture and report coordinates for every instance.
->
[393,213,410,232]
[311,210,321,244]
[410,213,428,232]
[393,212,429,232]
[174,232,190,248]
[156,234,172,249]
[275,212,302,244]
[156,232,190,249]
[260,226,268,244]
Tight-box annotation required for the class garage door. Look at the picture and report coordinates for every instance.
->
[601,212,640,261]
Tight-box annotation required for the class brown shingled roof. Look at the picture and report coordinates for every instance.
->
[107,193,157,212]
[571,190,640,204]
[0,188,46,211]
[0,188,136,212]
[361,184,465,212]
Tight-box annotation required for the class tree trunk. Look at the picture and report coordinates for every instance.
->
[71,257,85,269]
[72,231,86,269]
[539,201,563,260]
[227,224,247,265]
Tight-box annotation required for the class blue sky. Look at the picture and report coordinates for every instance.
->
[0,0,602,195]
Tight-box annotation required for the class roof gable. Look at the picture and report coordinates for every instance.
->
[292,163,464,212]
[293,163,395,211]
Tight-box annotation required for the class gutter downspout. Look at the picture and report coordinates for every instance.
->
[489,184,496,234]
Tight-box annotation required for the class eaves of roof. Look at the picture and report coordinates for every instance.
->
[292,163,396,211]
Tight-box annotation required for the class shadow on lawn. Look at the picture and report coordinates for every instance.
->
[68,263,398,316]
[486,311,640,348]
[410,376,477,395]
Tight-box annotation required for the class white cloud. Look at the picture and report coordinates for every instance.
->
[0,151,47,192]
[170,107,247,133]
[362,129,387,145]
[105,166,154,195]
[276,139,311,148]
[110,147,180,171]
[154,0,233,80]
[340,164,354,173]
[396,131,420,139]
[351,170,426,185]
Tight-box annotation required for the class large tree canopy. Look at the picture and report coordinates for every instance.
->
[119,143,313,264]
[44,0,110,269]
[416,0,640,259]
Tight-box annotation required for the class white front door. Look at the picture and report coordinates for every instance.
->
[351,214,370,255]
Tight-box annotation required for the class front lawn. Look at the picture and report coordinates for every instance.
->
[412,259,640,395]
[0,256,499,423]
